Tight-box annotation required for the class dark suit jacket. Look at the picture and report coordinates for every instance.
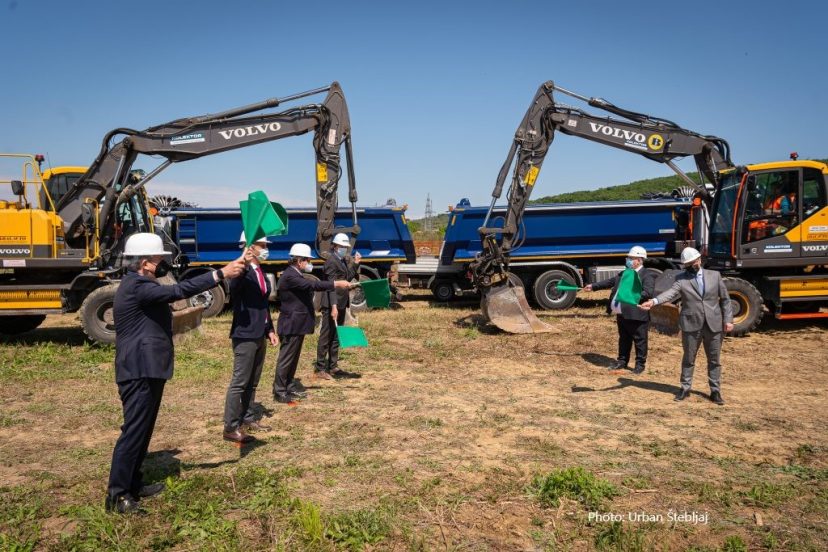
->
[229,264,274,339]
[591,267,656,322]
[319,253,359,310]
[276,266,334,336]
[113,270,218,383]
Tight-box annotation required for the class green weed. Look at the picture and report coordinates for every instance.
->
[325,507,392,551]
[528,467,619,510]
[594,522,649,551]
[720,534,747,552]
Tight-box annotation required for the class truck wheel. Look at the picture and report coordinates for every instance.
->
[0,315,46,335]
[723,277,764,336]
[80,285,118,344]
[533,269,578,310]
[350,274,373,312]
[431,280,455,302]
[189,284,226,318]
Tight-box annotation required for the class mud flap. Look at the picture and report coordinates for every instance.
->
[482,281,553,334]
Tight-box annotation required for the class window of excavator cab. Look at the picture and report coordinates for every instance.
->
[742,170,799,243]
[802,168,826,219]
[117,196,150,234]
[709,172,740,257]
[40,173,82,210]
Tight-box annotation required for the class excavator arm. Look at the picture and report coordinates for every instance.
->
[56,82,359,266]
[473,80,734,333]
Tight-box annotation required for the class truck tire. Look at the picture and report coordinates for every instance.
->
[533,269,578,310]
[351,273,373,312]
[188,284,226,318]
[0,315,46,335]
[431,280,455,302]
[80,284,118,344]
[723,277,764,337]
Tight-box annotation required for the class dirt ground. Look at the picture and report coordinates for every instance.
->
[1,289,826,550]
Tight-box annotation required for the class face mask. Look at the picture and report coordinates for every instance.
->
[153,260,171,278]
[686,264,700,274]
[625,258,634,269]
[302,261,313,273]
[336,246,348,258]
[257,248,270,261]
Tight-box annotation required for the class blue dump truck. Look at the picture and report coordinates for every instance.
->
[157,205,415,316]
[422,198,694,309]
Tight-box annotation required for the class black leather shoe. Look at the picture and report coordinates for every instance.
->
[223,429,255,444]
[631,365,645,375]
[674,389,690,402]
[274,393,299,404]
[710,391,725,405]
[288,389,308,399]
[105,494,145,514]
[137,482,165,498]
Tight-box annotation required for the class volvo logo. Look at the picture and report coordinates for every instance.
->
[218,122,282,140]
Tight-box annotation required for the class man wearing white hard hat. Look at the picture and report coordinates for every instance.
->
[221,232,276,445]
[106,233,244,514]
[585,246,656,375]
[272,243,352,403]
[314,233,362,380]
[640,247,734,405]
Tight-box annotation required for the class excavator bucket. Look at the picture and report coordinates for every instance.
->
[157,274,207,341]
[482,281,554,334]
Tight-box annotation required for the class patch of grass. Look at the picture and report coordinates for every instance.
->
[523,436,565,457]
[528,467,619,510]
[0,414,22,427]
[293,499,325,545]
[720,534,747,552]
[742,482,794,508]
[409,416,443,430]
[325,506,393,550]
[594,522,649,551]
[733,419,759,431]
[0,486,43,552]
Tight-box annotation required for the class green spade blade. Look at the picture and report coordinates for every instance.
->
[359,278,391,308]
[615,268,643,306]
[337,326,369,348]
[556,282,581,291]
[240,190,288,246]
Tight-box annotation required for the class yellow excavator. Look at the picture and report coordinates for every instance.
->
[473,81,828,334]
[0,82,359,343]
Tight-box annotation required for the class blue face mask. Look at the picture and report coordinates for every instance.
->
[625,258,634,269]
[335,247,348,258]
[257,248,270,261]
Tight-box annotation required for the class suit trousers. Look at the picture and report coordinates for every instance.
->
[616,316,649,368]
[224,337,267,431]
[107,377,165,499]
[273,334,305,397]
[680,324,723,393]
[315,307,346,372]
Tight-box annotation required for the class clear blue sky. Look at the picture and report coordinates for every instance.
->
[2,0,826,217]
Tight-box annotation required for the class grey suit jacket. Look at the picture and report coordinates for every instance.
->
[654,268,733,333]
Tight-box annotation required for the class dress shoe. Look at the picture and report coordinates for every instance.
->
[291,380,308,392]
[312,370,334,381]
[105,493,145,514]
[674,389,691,402]
[710,391,725,406]
[631,365,645,375]
[608,360,628,370]
[289,389,308,399]
[242,420,272,432]
[137,482,165,498]
[330,369,361,379]
[223,428,255,444]
[274,393,300,404]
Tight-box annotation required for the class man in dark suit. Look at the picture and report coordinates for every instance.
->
[585,246,656,375]
[641,247,734,405]
[222,234,277,444]
[272,243,352,403]
[106,233,244,514]
[315,233,362,380]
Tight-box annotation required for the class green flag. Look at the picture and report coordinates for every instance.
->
[615,268,643,306]
[556,282,581,292]
[359,278,391,308]
[240,190,288,246]
[337,326,369,348]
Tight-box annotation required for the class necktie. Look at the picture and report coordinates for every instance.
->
[255,266,266,296]
[697,272,704,296]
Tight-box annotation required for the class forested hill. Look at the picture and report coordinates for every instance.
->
[530,158,827,203]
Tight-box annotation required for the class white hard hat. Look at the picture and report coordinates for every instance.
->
[680,247,701,265]
[124,233,171,256]
[288,243,315,258]
[628,246,647,259]
[238,231,271,247]
[332,233,351,247]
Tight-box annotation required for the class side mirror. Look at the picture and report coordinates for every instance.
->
[11,180,24,196]
[81,203,96,232]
